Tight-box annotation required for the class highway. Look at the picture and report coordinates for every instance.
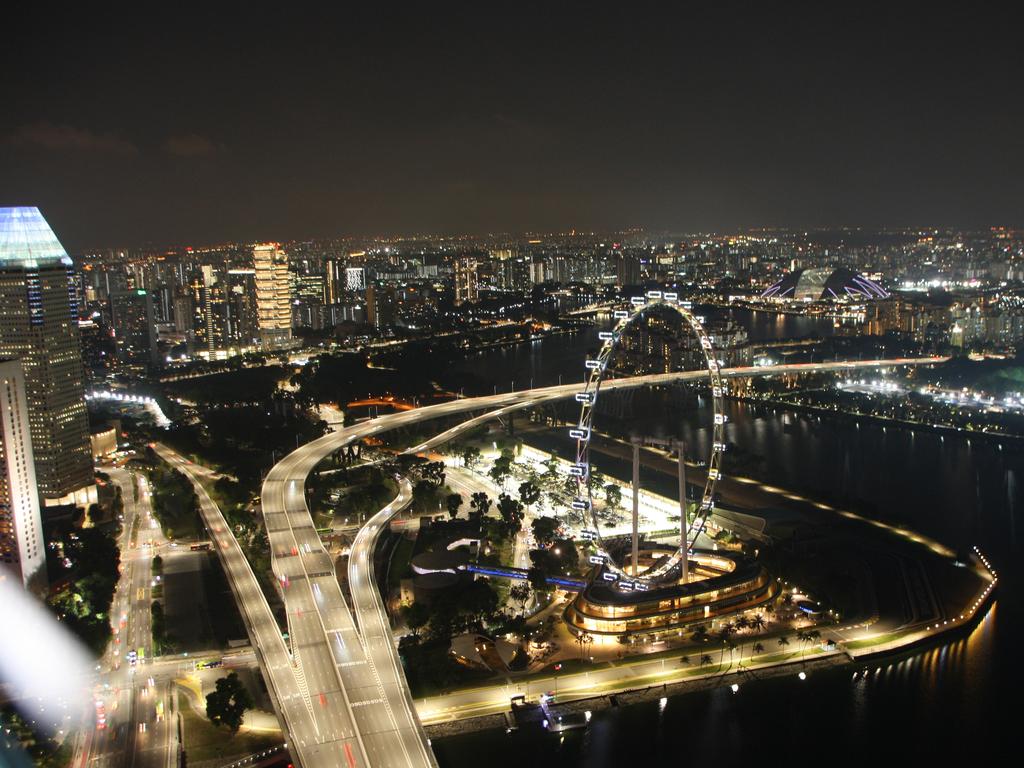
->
[255,357,942,766]
[83,467,177,768]
[346,479,437,767]
[154,447,345,768]
[260,451,437,768]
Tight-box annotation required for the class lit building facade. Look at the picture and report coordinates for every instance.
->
[0,360,44,588]
[565,551,775,640]
[110,289,158,368]
[253,243,292,350]
[0,208,94,506]
[366,284,397,329]
[454,258,479,305]
[345,266,366,292]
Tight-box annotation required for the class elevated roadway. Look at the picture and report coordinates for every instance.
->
[257,357,942,766]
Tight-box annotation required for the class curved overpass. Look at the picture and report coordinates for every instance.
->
[259,357,944,766]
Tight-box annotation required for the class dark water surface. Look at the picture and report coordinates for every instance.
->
[433,310,1019,765]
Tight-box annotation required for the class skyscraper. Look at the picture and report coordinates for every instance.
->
[345,266,366,292]
[253,244,292,350]
[366,284,396,329]
[0,359,44,588]
[110,289,158,368]
[454,258,479,305]
[0,208,93,506]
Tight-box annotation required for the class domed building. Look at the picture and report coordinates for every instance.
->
[761,267,888,302]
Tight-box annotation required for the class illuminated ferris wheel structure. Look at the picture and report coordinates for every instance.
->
[571,292,726,586]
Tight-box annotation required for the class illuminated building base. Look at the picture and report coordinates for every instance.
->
[43,483,98,508]
[565,549,776,640]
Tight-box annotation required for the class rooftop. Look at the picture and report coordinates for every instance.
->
[0,207,73,268]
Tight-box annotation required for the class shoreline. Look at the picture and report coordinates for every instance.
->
[423,574,997,739]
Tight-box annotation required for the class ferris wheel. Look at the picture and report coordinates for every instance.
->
[571,292,726,584]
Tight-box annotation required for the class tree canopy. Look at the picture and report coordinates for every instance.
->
[205,672,254,732]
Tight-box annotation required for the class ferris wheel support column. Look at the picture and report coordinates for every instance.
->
[631,437,641,577]
[678,441,688,584]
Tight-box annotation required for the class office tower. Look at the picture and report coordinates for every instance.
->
[200,265,222,355]
[454,258,479,305]
[110,289,159,367]
[530,258,546,284]
[253,244,292,350]
[225,269,259,347]
[0,207,93,506]
[324,258,342,305]
[294,270,324,301]
[499,255,531,290]
[0,360,44,588]
[615,252,642,288]
[366,284,396,329]
[345,266,366,291]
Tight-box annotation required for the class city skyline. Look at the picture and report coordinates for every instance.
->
[2,7,1023,250]
[0,8,1019,768]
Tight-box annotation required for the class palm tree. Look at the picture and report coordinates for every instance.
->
[679,654,691,667]
[777,635,791,653]
[750,614,767,632]
[752,642,765,659]
[700,654,714,669]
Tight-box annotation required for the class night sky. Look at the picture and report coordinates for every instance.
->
[2,6,1022,250]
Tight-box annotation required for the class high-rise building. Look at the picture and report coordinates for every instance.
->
[454,258,479,305]
[253,244,292,350]
[615,252,642,288]
[225,269,259,347]
[200,265,223,355]
[324,258,343,305]
[0,208,94,506]
[110,289,158,368]
[345,266,366,292]
[0,359,44,588]
[366,284,396,329]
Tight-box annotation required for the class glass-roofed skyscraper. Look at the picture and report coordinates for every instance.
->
[0,207,93,506]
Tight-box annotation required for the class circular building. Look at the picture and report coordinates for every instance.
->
[761,267,888,302]
[564,549,777,641]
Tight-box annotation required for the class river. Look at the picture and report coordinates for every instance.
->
[433,307,1019,763]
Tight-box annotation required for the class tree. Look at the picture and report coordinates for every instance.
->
[604,483,622,510]
[526,567,548,592]
[518,480,541,510]
[509,582,531,612]
[700,654,714,668]
[777,635,791,651]
[400,602,431,636]
[205,672,254,732]
[496,493,524,536]
[752,642,765,657]
[461,446,481,469]
[543,451,560,480]
[469,491,491,517]
[562,475,578,499]
[489,450,514,486]
[530,516,560,547]
[529,538,578,577]
[445,493,463,519]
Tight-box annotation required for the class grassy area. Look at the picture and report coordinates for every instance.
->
[177,691,281,763]
[845,631,904,649]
